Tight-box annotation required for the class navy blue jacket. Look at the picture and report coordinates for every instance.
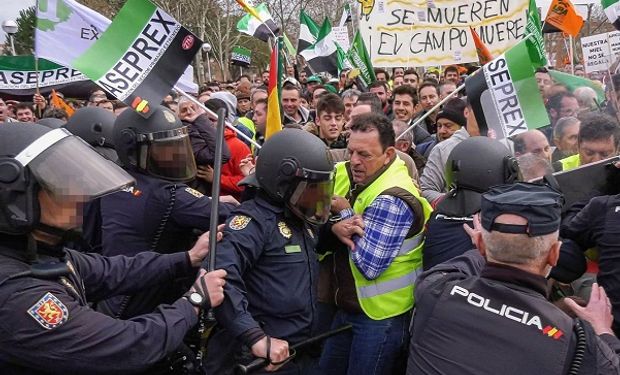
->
[0,235,198,374]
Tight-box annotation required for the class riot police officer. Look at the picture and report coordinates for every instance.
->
[97,105,236,319]
[204,129,335,374]
[0,123,226,374]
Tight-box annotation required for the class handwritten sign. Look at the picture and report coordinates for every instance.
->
[358,0,528,67]
[581,33,613,73]
[333,26,351,51]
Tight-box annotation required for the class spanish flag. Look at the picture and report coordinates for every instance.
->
[469,27,492,65]
[543,0,584,37]
[266,38,283,139]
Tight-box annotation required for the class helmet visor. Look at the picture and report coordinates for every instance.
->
[143,127,197,182]
[28,135,135,201]
[288,177,334,225]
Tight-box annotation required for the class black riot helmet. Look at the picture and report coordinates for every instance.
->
[252,129,335,225]
[63,107,119,164]
[438,136,521,217]
[0,123,134,235]
[113,105,197,182]
[37,117,65,129]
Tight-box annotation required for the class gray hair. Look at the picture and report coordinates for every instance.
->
[574,86,598,110]
[392,119,414,144]
[553,116,580,139]
[342,89,361,101]
[516,153,553,182]
[482,227,558,266]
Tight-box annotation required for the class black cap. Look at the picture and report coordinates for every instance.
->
[480,183,563,236]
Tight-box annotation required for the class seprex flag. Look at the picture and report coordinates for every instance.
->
[72,0,202,117]
[0,56,88,95]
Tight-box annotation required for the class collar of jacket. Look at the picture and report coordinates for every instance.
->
[481,261,549,298]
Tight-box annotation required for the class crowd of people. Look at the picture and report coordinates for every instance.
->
[2,60,620,375]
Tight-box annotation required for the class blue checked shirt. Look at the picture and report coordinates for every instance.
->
[340,195,414,280]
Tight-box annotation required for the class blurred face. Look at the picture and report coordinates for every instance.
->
[439,82,457,99]
[251,91,268,108]
[343,95,359,122]
[312,88,327,108]
[393,94,415,122]
[559,97,580,118]
[436,118,461,141]
[579,136,618,165]
[262,71,270,84]
[535,72,552,96]
[445,70,459,83]
[554,122,579,154]
[425,72,438,81]
[347,129,395,184]
[393,76,404,88]
[394,68,404,77]
[16,108,35,122]
[369,86,387,105]
[318,111,344,142]
[419,86,439,111]
[521,131,552,162]
[403,73,418,89]
[300,71,307,83]
[376,72,387,82]
[253,103,267,133]
[281,88,301,116]
[178,101,198,121]
[238,98,251,114]
[0,99,7,121]
[37,189,86,232]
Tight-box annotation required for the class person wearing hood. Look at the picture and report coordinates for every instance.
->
[211,91,255,148]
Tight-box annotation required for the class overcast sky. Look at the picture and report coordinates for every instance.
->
[0,0,599,44]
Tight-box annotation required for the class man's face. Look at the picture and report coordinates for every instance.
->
[393,76,404,89]
[554,122,580,154]
[436,118,461,141]
[345,104,372,138]
[551,97,580,122]
[403,74,418,89]
[444,71,459,83]
[251,91,268,108]
[343,96,359,122]
[307,81,319,94]
[262,72,270,84]
[425,72,438,81]
[300,71,307,83]
[535,72,552,96]
[286,66,295,77]
[281,89,300,116]
[439,83,457,99]
[318,111,344,142]
[369,86,387,105]
[238,98,251,114]
[522,131,552,162]
[0,99,7,122]
[312,88,327,109]
[419,86,439,111]
[394,68,404,77]
[16,108,34,122]
[579,136,618,165]
[376,73,387,82]
[393,94,415,122]
[253,103,267,133]
[347,129,393,184]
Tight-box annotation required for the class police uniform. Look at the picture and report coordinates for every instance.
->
[97,171,233,318]
[423,212,474,270]
[407,184,620,375]
[0,234,199,374]
[204,193,319,374]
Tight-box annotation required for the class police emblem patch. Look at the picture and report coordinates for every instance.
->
[27,292,69,330]
[185,187,204,198]
[229,215,251,230]
[278,221,292,239]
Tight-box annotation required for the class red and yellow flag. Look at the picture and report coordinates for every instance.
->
[469,27,493,65]
[49,89,75,117]
[265,38,283,139]
[544,0,584,37]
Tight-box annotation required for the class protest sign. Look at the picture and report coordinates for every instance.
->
[333,26,350,50]
[359,0,528,67]
[581,33,612,73]
[0,56,88,95]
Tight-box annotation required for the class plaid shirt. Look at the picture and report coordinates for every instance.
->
[340,195,414,280]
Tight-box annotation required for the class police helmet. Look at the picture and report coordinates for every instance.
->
[438,136,521,216]
[0,123,134,234]
[37,117,65,129]
[253,129,335,225]
[113,105,197,182]
[63,107,116,148]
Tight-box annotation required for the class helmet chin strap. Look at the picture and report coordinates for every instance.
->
[32,223,83,255]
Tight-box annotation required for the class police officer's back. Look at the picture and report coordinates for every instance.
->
[204,129,335,374]
[408,183,620,375]
[97,106,234,318]
[0,123,226,374]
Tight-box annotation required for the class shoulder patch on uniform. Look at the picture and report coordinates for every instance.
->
[229,215,251,230]
[185,187,204,198]
[278,221,292,239]
[27,292,69,330]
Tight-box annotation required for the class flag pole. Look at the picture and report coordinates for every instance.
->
[34,0,42,119]
[175,86,262,149]
[395,83,465,141]
[570,35,575,75]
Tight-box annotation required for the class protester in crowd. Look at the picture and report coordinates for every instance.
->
[40,107,68,122]
[517,153,554,182]
[393,67,405,78]
[403,69,419,90]
[414,81,440,134]
[261,70,269,86]
[438,81,457,100]
[307,93,347,149]
[574,86,599,112]
[424,68,439,82]
[341,89,360,123]
[374,68,389,83]
[513,129,552,162]
[368,81,392,118]
[542,92,580,142]
[14,103,36,122]
[87,89,107,107]
[306,75,322,94]
[393,119,427,174]
[251,98,267,145]
[392,84,431,145]
[235,82,252,117]
[282,83,311,128]
[311,85,328,109]
[393,75,404,89]
[0,98,12,122]
[318,112,431,375]
[95,99,114,113]
[552,116,581,162]
[443,65,460,84]
[535,67,553,100]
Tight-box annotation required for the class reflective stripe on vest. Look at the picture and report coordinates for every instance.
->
[334,157,433,320]
[559,154,580,171]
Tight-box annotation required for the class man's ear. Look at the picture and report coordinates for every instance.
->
[547,240,561,267]
[475,231,486,257]
[384,146,396,164]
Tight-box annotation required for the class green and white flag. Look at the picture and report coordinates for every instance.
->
[236,3,279,43]
[603,0,620,31]
[300,18,339,77]
[231,46,252,67]
[339,4,351,27]
[525,0,547,66]
[465,39,549,140]
[35,0,198,94]
[72,0,202,115]
[0,56,88,95]
[346,31,375,86]
[549,70,605,104]
[336,44,352,73]
[298,10,320,52]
